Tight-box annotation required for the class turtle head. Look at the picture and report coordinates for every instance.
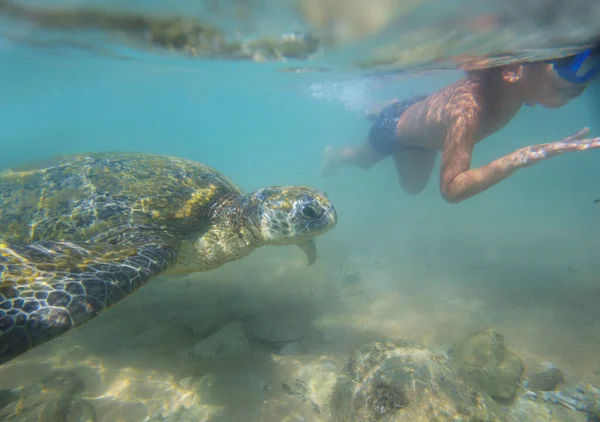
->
[249,186,337,265]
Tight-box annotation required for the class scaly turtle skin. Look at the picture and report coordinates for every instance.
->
[0,152,337,364]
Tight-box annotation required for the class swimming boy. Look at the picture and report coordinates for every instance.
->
[321,50,600,203]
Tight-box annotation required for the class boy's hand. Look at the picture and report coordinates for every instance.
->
[516,127,600,167]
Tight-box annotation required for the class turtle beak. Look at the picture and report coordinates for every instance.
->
[295,239,317,266]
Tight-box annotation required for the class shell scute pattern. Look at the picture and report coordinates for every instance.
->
[0,153,240,245]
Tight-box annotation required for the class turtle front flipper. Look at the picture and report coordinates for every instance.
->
[0,239,178,365]
[295,239,317,266]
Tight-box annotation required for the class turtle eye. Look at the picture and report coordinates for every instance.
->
[301,204,321,219]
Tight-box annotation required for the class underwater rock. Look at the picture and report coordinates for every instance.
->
[179,308,229,338]
[124,323,171,350]
[313,319,338,344]
[39,396,97,422]
[452,327,524,401]
[524,383,600,420]
[0,389,17,411]
[330,339,501,421]
[0,371,97,421]
[527,363,565,391]
[279,342,299,355]
[179,376,195,389]
[147,404,214,422]
[282,360,340,415]
[319,327,338,344]
[590,399,600,420]
[508,396,571,421]
[194,371,267,419]
[192,321,249,359]
[216,288,268,321]
[243,306,309,347]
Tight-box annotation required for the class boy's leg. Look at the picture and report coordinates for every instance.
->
[393,148,438,195]
[321,138,387,177]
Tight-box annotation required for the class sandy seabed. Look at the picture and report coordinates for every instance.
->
[0,228,599,422]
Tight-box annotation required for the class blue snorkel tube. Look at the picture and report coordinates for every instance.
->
[552,48,600,84]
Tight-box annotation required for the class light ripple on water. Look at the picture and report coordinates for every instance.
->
[0,0,598,75]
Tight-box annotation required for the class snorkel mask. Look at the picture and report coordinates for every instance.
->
[551,48,600,84]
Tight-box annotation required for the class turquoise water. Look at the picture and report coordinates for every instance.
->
[1,3,600,422]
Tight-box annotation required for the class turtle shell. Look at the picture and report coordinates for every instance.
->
[0,152,242,245]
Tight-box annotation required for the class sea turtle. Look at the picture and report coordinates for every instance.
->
[0,152,337,364]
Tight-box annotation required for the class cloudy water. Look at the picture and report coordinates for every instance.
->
[0,1,600,421]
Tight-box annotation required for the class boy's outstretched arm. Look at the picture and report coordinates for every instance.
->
[440,126,600,203]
